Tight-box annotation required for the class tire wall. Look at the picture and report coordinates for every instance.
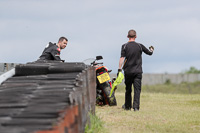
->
[0,62,96,133]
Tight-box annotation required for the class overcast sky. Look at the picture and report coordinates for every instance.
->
[1,0,200,73]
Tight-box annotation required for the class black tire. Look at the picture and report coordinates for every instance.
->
[15,64,49,76]
[101,84,117,106]
[109,91,117,106]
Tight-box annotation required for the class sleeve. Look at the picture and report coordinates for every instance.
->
[51,48,62,61]
[121,44,126,57]
[140,44,153,55]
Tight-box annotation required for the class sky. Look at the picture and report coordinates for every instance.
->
[0,0,200,73]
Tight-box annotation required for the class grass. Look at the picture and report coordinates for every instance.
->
[85,82,200,132]
[96,92,200,133]
[94,82,200,133]
[85,112,106,133]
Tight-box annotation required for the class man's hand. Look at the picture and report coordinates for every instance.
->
[117,69,122,76]
[149,46,154,52]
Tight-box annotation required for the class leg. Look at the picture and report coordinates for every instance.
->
[133,73,142,110]
[124,73,133,109]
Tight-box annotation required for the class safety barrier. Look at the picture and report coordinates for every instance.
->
[110,73,200,85]
[2,63,200,85]
[0,63,18,75]
[142,73,200,85]
[0,62,96,133]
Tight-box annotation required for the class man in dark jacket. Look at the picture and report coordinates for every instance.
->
[118,29,154,111]
[38,37,68,62]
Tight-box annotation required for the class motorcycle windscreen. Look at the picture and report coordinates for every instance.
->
[97,73,110,84]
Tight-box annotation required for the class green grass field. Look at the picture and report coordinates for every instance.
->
[91,83,200,133]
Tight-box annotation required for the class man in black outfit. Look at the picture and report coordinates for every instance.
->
[38,37,68,62]
[118,29,154,111]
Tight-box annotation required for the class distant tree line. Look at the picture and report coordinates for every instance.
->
[184,67,200,74]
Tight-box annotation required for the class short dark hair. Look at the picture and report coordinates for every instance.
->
[128,29,136,38]
[58,36,68,43]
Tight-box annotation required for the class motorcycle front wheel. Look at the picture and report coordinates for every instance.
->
[101,83,117,106]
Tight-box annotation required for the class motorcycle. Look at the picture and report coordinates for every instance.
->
[83,56,117,106]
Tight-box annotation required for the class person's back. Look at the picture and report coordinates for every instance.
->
[118,29,154,111]
[39,42,60,60]
[122,41,153,74]
[38,37,68,62]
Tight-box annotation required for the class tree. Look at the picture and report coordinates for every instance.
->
[185,66,200,74]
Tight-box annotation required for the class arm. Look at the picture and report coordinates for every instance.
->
[51,49,62,61]
[119,57,125,69]
[119,43,126,70]
[141,44,154,55]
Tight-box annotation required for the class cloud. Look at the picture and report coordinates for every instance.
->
[0,0,200,73]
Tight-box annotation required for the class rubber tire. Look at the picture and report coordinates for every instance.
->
[102,85,117,106]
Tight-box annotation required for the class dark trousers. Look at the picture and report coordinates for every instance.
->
[124,73,142,109]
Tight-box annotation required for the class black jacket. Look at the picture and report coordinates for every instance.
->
[39,42,62,61]
[121,41,153,74]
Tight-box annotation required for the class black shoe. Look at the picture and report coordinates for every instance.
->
[122,104,131,110]
[133,108,139,112]
[122,104,125,109]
